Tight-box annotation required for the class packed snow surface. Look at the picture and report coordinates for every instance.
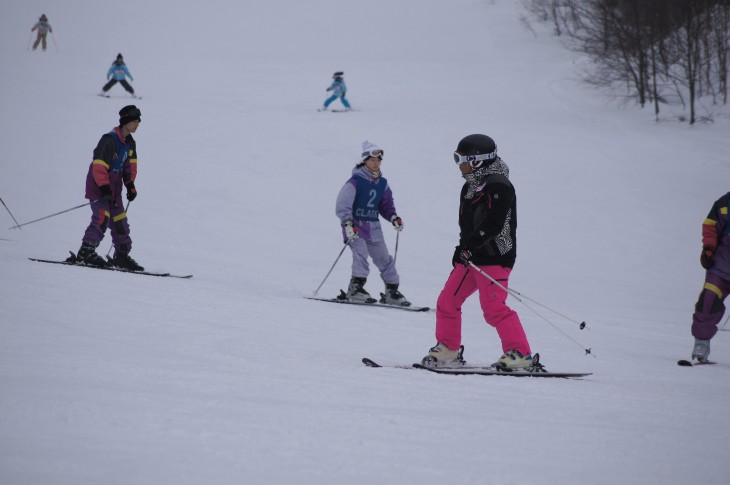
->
[1,1,729,484]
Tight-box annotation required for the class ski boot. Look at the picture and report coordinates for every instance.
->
[338,277,376,303]
[379,283,411,307]
[74,243,108,268]
[494,349,534,370]
[112,250,144,271]
[421,343,465,367]
[691,338,711,363]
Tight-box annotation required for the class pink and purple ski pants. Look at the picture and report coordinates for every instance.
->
[435,264,531,355]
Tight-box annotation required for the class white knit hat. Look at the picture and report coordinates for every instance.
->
[361,140,384,161]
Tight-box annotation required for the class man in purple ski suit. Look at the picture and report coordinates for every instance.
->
[335,140,409,306]
[72,105,143,271]
[690,192,730,363]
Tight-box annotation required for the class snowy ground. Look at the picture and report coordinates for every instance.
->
[1,0,729,484]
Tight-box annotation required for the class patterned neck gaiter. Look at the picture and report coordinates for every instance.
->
[463,157,509,199]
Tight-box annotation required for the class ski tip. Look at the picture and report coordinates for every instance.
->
[362,358,381,368]
[678,359,716,367]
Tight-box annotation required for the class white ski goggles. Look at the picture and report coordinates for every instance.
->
[454,151,497,167]
[362,149,384,161]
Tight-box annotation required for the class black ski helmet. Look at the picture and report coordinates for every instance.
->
[454,134,497,169]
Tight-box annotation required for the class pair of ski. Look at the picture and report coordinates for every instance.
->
[363,354,592,378]
[29,251,192,279]
[305,290,430,312]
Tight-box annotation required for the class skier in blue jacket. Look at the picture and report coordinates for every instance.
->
[321,72,351,111]
[101,53,136,97]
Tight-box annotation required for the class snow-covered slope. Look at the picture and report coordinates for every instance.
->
[1,1,729,484]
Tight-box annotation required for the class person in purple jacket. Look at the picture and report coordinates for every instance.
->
[70,105,143,271]
[690,192,730,363]
[335,141,410,306]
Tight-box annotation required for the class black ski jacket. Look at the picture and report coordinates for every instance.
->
[454,173,517,268]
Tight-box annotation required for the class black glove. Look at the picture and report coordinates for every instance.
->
[458,247,473,266]
[701,246,716,269]
[452,245,473,267]
[125,182,137,201]
[99,184,112,202]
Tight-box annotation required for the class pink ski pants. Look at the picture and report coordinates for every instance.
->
[435,264,531,355]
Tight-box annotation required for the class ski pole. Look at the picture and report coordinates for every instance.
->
[105,201,131,257]
[313,235,356,296]
[393,231,400,267]
[27,31,34,50]
[8,200,96,230]
[50,32,59,52]
[467,261,593,356]
[0,196,22,230]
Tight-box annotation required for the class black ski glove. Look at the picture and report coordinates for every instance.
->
[99,184,112,202]
[452,245,473,267]
[125,182,137,201]
[701,246,716,269]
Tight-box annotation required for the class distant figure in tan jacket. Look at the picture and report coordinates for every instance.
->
[31,14,53,51]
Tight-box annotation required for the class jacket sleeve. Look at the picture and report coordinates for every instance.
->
[107,65,114,79]
[335,179,356,223]
[379,184,397,221]
[702,195,728,248]
[90,136,115,187]
[124,66,133,81]
[123,142,138,185]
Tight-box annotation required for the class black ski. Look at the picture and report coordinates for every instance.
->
[411,363,591,378]
[362,356,592,378]
[677,359,716,367]
[305,293,430,312]
[362,358,415,370]
[97,94,142,99]
[29,252,192,279]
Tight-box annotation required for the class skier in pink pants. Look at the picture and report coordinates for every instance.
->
[422,134,533,369]
[435,265,529,355]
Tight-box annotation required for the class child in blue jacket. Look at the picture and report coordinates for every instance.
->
[101,54,136,97]
[321,72,351,111]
